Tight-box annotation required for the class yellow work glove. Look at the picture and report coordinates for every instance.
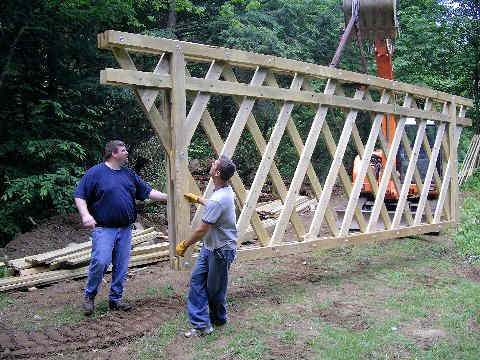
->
[184,193,200,204]
[176,240,188,256]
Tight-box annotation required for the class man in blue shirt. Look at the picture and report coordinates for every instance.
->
[74,140,167,316]
[176,155,237,337]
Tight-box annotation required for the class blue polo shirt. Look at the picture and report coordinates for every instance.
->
[74,163,152,227]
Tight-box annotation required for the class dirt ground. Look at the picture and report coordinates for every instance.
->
[1,193,479,359]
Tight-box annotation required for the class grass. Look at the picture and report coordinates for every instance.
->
[139,284,176,299]
[132,312,187,360]
[0,293,13,309]
[6,183,480,359]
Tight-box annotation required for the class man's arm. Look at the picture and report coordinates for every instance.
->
[74,198,96,229]
[176,221,210,256]
[184,221,210,247]
[148,189,168,202]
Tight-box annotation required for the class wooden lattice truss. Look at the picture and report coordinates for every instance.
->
[98,31,473,270]
[459,134,480,186]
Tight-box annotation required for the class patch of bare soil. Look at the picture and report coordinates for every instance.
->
[401,320,447,350]
[0,188,473,359]
[1,214,90,260]
[315,301,370,332]
[1,296,183,359]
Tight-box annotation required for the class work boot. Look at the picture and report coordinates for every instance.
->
[109,300,132,312]
[83,297,94,316]
[184,326,213,338]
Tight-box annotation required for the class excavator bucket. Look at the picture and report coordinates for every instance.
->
[343,0,398,41]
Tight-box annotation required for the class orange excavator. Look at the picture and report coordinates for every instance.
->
[334,0,438,214]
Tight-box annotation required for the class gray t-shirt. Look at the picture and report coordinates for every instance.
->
[201,185,237,250]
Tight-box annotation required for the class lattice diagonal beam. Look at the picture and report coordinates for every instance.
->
[415,100,450,220]
[236,73,305,241]
[185,61,225,145]
[367,97,409,232]
[271,80,337,245]
[340,91,389,236]
[301,80,368,236]
[221,65,308,241]
[264,73,339,238]
[308,86,364,239]
[337,87,393,230]
[189,66,271,245]
[434,124,462,223]
[110,48,201,201]
[414,122,446,225]
[392,117,426,228]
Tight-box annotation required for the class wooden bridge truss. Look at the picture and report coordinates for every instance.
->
[98,31,473,270]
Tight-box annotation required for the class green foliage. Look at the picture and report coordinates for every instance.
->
[455,194,480,262]
[0,0,476,247]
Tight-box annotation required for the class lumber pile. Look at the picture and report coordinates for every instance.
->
[242,196,317,243]
[0,196,318,291]
[459,134,480,186]
[1,228,168,292]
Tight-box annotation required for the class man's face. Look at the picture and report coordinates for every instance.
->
[209,159,220,178]
[112,146,128,164]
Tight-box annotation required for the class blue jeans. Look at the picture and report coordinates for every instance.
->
[187,246,236,329]
[84,225,132,302]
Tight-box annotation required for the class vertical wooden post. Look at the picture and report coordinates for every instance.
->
[449,100,458,223]
[167,46,190,270]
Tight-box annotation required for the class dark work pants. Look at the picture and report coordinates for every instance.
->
[187,246,236,329]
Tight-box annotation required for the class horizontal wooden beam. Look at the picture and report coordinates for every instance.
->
[236,221,454,262]
[100,69,472,126]
[98,30,473,108]
[100,69,471,127]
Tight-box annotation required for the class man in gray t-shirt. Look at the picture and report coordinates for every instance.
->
[176,155,237,338]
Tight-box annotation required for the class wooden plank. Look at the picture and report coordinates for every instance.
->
[343,88,393,230]
[468,135,480,177]
[236,221,455,262]
[185,60,225,145]
[340,92,386,236]
[0,251,170,292]
[319,117,368,234]
[185,65,270,245]
[449,102,458,223]
[392,120,427,227]
[236,73,305,241]
[367,94,417,232]
[8,258,34,272]
[271,80,337,245]
[99,31,473,108]
[47,231,165,269]
[64,242,170,267]
[110,50,171,150]
[459,135,479,185]
[309,85,361,239]
[367,115,406,232]
[414,123,446,225]
[192,99,271,246]
[100,68,470,126]
[221,66,307,241]
[434,125,462,223]
[111,49,202,197]
[168,47,191,270]
[19,266,50,277]
[417,101,450,219]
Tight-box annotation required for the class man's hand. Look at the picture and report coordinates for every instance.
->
[81,214,96,229]
[176,240,189,256]
[184,193,200,204]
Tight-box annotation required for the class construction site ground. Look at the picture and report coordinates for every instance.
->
[1,195,480,359]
